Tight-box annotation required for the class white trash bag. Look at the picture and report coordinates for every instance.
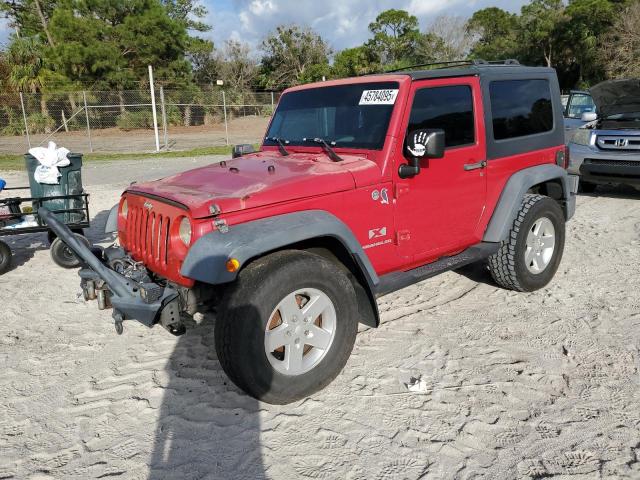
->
[29,141,71,185]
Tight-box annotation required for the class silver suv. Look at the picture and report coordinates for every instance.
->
[568,79,640,192]
[563,90,597,142]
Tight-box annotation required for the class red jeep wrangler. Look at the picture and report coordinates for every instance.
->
[43,60,578,404]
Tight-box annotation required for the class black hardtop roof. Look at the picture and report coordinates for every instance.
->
[382,61,557,81]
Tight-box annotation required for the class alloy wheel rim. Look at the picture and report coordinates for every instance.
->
[525,217,556,274]
[264,288,337,376]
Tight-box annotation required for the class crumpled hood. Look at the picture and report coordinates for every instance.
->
[590,79,640,117]
[126,151,378,218]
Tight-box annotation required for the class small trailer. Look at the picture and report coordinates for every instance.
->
[0,187,90,274]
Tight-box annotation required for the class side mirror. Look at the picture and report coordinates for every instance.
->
[581,112,598,122]
[232,144,256,158]
[399,129,446,179]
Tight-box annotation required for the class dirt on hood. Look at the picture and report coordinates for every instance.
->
[125,151,378,218]
[590,79,640,117]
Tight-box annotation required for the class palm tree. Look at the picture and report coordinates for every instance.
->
[5,36,52,117]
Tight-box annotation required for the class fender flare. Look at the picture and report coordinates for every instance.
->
[181,210,381,327]
[105,204,118,234]
[483,164,576,243]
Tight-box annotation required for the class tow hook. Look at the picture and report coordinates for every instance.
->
[113,311,124,335]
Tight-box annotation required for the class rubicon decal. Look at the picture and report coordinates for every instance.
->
[368,227,387,239]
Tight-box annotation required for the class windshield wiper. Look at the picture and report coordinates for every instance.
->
[267,137,290,156]
[302,137,343,162]
[608,117,640,122]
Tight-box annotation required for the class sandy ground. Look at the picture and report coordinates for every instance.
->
[0,159,639,479]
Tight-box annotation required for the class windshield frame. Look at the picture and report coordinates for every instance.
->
[263,81,402,152]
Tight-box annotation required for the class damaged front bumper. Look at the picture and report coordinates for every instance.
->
[40,207,185,335]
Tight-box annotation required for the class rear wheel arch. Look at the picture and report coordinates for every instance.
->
[484,164,575,243]
[528,178,564,202]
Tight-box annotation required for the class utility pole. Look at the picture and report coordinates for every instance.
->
[148,65,160,152]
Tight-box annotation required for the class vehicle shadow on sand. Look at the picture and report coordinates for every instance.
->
[85,208,117,245]
[147,309,269,480]
[0,232,49,272]
[579,184,640,200]
[454,261,499,287]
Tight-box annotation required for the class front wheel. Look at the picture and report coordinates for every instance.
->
[488,194,566,292]
[215,250,359,404]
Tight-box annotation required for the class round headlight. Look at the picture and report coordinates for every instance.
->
[179,217,192,246]
[572,129,592,146]
[120,198,128,219]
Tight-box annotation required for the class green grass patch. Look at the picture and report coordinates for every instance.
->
[0,145,238,171]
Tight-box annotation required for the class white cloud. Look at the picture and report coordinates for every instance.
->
[203,0,529,54]
[248,0,277,15]
[406,0,448,16]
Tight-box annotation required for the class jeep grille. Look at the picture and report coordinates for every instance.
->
[125,203,171,268]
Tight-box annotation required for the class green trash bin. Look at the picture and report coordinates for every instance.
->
[25,153,84,224]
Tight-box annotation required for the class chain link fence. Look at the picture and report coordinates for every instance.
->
[0,88,280,155]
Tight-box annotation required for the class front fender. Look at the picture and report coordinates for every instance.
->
[181,210,380,288]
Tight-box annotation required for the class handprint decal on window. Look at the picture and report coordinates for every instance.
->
[408,131,429,157]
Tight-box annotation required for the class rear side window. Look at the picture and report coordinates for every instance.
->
[408,85,475,148]
[490,80,553,140]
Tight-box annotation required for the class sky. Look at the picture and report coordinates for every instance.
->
[201,0,530,53]
[0,0,529,53]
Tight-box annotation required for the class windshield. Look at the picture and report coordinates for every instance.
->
[265,82,400,150]
[566,93,596,119]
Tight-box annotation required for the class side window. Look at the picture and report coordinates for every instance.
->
[408,85,475,148]
[490,79,554,140]
[566,93,596,119]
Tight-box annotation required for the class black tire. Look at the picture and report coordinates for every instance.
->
[48,229,83,245]
[215,250,359,404]
[488,194,565,292]
[50,234,91,269]
[0,241,12,275]
[579,180,597,193]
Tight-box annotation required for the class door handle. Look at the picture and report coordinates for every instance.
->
[463,160,487,171]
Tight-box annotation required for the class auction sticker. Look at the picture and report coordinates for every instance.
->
[359,89,399,105]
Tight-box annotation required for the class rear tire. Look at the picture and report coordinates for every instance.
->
[215,250,359,404]
[0,240,12,275]
[50,234,91,269]
[488,194,565,292]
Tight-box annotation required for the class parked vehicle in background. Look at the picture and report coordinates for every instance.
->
[568,79,640,192]
[44,60,578,404]
[564,90,597,142]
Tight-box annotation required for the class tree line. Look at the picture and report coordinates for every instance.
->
[0,0,638,97]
